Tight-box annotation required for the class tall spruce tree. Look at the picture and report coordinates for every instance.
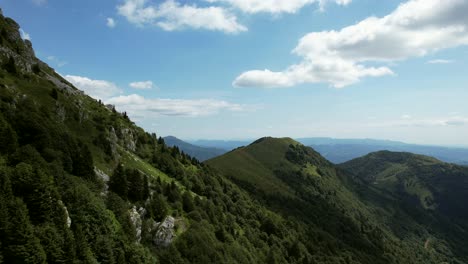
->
[109,163,128,199]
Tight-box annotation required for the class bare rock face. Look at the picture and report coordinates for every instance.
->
[120,128,137,152]
[94,167,110,183]
[153,216,175,247]
[46,74,79,95]
[0,12,38,73]
[58,200,72,228]
[129,206,144,243]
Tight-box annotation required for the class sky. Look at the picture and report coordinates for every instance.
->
[2,0,468,146]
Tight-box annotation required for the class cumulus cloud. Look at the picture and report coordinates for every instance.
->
[427,59,454,64]
[107,94,244,117]
[19,29,31,41]
[234,0,468,88]
[65,74,245,117]
[106,18,117,28]
[64,75,123,101]
[206,0,351,14]
[129,81,154,89]
[117,0,247,33]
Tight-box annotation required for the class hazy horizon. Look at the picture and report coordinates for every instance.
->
[167,135,468,149]
[4,0,468,146]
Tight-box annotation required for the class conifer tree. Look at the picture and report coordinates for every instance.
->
[109,163,128,199]
[149,194,168,221]
[3,198,46,263]
[127,169,143,202]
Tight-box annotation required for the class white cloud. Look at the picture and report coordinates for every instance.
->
[401,114,412,120]
[206,0,351,14]
[130,80,154,89]
[106,18,117,28]
[46,56,68,68]
[427,59,454,64]
[19,29,31,41]
[234,0,468,88]
[32,0,46,6]
[117,0,247,33]
[371,116,468,128]
[65,74,246,117]
[64,75,123,101]
[107,94,244,117]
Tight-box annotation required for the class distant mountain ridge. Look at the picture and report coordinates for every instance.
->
[183,137,468,165]
[163,136,226,161]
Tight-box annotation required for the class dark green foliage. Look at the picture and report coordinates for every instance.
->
[166,181,182,203]
[0,115,18,155]
[32,63,41,74]
[49,88,58,100]
[71,141,95,181]
[143,175,149,201]
[182,191,194,212]
[127,169,145,202]
[3,198,46,264]
[109,163,128,199]
[4,56,16,74]
[149,194,169,221]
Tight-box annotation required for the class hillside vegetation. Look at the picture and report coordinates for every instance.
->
[1,10,468,264]
[0,12,321,264]
[208,138,468,263]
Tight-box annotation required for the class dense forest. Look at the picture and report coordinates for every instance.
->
[1,10,468,264]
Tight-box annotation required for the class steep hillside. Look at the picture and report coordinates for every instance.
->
[2,9,468,264]
[0,12,341,264]
[164,136,226,161]
[208,138,465,263]
[341,151,468,218]
[340,151,468,261]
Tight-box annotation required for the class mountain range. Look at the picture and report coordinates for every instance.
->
[1,11,468,263]
[163,136,226,161]
[175,136,468,165]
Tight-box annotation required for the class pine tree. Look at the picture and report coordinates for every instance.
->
[149,194,168,221]
[127,169,143,202]
[3,198,46,263]
[142,175,150,201]
[109,163,128,199]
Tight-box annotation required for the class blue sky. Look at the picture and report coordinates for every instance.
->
[3,0,468,146]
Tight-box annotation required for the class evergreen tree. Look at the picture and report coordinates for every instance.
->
[182,191,195,213]
[109,163,128,199]
[3,198,46,264]
[142,175,150,201]
[149,194,168,221]
[127,169,143,202]
[72,141,95,181]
